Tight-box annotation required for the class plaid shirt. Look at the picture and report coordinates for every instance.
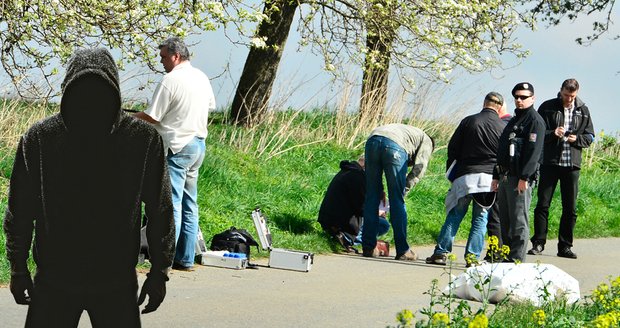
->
[559,102,574,167]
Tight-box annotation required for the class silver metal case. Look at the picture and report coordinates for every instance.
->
[251,208,314,272]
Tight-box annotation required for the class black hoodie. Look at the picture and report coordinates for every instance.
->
[3,48,175,291]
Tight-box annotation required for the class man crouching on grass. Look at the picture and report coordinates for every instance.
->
[3,48,175,327]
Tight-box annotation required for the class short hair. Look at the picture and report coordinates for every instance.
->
[561,79,579,92]
[484,91,504,107]
[158,37,190,61]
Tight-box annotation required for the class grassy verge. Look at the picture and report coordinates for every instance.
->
[1,102,619,285]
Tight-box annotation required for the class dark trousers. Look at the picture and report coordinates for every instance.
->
[25,281,141,328]
[532,165,580,250]
[498,176,531,262]
[486,200,503,246]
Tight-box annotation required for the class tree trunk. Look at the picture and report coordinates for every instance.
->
[359,33,391,121]
[230,0,298,126]
[359,0,396,121]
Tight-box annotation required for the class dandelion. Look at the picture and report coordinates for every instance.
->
[431,312,450,326]
[447,253,457,262]
[468,313,488,328]
[532,309,546,326]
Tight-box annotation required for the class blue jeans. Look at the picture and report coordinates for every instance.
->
[168,136,206,267]
[362,136,410,255]
[353,217,391,245]
[433,195,489,259]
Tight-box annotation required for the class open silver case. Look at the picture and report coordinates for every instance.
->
[251,208,314,272]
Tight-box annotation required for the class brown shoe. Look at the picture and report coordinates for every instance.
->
[395,249,418,261]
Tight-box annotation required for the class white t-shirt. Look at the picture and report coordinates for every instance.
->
[145,61,216,154]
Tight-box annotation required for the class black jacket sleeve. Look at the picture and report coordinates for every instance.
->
[446,121,464,171]
[3,136,36,275]
[142,135,175,277]
[573,105,595,149]
[519,115,545,180]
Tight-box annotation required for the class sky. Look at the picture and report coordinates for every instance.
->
[163,8,618,136]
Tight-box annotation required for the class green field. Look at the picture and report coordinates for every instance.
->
[1,102,619,284]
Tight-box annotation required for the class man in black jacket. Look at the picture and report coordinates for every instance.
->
[318,157,390,251]
[3,48,175,327]
[492,82,545,262]
[529,79,595,259]
[426,92,505,265]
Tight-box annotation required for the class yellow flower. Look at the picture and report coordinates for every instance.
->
[598,283,610,293]
[468,313,488,328]
[465,253,478,267]
[590,310,619,327]
[447,253,457,262]
[431,312,450,326]
[396,309,415,326]
[501,245,510,256]
[532,309,546,326]
[611,276,620,288]
[487,236,499,251]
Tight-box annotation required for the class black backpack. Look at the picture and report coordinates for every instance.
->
[209,226,259,259]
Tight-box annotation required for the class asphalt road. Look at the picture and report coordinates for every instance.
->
[2,238,619,327]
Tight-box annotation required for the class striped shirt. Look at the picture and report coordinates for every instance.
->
[559,102,574,167]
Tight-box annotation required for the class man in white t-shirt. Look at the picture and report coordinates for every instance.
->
[135,37,216,271]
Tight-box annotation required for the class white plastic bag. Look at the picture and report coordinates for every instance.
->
[445,263,580,306]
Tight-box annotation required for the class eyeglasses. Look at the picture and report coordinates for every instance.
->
[514,95,532,100]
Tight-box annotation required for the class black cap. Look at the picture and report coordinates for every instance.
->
[511,82,534,96]
[484,92,504,106]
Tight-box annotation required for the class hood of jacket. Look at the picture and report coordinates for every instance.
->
[60,48,122,135]
[339,160,363,172]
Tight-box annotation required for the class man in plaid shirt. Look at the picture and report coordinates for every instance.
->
[529,79,595,259]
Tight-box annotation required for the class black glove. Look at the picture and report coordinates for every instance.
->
[138,271,168,314]
[10,273,33,305]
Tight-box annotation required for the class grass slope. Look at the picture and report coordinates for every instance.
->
[1,110,619,284]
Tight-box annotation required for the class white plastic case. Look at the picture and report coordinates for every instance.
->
[200,251,248,270]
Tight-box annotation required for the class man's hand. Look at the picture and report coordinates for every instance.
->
[517,179,528,194]
[138,272,168,314]
[554,126,566,138]
[491,179,499,192]
[10,273,33,305]
[567,134,577,143]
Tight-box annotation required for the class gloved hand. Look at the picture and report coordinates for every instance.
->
[138,271,168,314]
[10,273,33,305]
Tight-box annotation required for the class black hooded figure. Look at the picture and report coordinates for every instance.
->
[3,48,175,327]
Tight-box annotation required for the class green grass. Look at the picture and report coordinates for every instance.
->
[1,109,620,285]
